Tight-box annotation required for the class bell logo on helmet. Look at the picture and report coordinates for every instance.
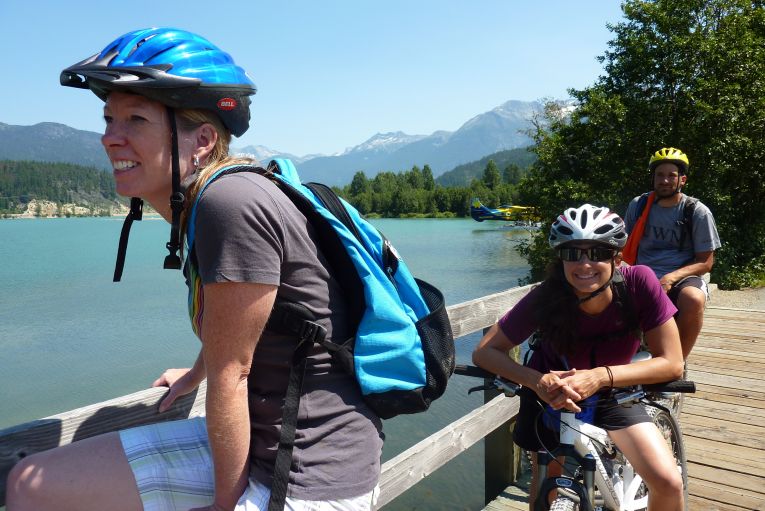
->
[217,98,237,110]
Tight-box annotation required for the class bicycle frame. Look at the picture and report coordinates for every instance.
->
[455,364,693,511]
[537,411,648,511]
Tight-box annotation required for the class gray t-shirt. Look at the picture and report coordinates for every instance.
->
[192,171,383,500]
[624,194,721,279]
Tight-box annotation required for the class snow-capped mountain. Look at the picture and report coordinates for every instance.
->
[342,131,428,155]
[1,99,546,186]
[296,100,542,185]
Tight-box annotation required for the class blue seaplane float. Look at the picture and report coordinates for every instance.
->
[470,198,540,225]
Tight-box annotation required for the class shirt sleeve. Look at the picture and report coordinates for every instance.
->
[497,287,540,346]
[193,173,285,286]
[624,196,640,233]
[691,201,722,254]
[628,265,678,332]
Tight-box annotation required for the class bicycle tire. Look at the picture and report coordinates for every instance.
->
[549,496,577,511]
[648,405,689,508]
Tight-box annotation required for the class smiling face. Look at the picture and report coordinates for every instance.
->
[101,92,175,206]
[560,243,615,298]
[653,162,687,199]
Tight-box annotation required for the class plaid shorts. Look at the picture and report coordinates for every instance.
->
[119,417,376,511]
[120,417,214,511]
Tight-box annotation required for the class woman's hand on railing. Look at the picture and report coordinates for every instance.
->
[152,368,199,413]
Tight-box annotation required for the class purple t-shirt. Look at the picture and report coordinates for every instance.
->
[498,265,677,371]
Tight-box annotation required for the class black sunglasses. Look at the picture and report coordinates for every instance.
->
[557,246,616,262]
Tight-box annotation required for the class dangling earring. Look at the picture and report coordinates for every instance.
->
[193,154,200,169]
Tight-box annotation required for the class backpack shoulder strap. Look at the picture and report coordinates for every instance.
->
[636,192,650,217]
[678,195,699,249]
[612,267,639,332]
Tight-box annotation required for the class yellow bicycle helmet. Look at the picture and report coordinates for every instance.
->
[648,147,689,174]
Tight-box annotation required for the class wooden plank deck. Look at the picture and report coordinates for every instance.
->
[684,306,765,511]
[484,305,765,511]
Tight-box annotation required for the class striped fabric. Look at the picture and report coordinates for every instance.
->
[187,259,204,337]
[119,418,376,511]
[120,417,214,510]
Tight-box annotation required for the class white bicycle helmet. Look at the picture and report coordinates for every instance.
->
[549,204,627,249]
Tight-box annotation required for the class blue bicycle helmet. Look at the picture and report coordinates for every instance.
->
[61,28,257,280]
[61,27,256,137]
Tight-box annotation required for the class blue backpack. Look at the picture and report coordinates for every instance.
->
[186,158,455,510]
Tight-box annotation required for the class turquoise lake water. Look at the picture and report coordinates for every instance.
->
[0,216,532,510]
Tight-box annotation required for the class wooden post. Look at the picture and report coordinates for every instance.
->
[482,329,523,505]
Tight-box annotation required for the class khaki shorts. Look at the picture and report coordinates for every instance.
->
[119,417,376,511]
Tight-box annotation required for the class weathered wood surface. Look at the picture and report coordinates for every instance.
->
[375,394,520,509]
[0,382,207,505]
[0,285,532,507]
[485,305,765,511]
[683,306,765,511]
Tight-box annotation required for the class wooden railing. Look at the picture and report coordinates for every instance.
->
[0,284,536,508]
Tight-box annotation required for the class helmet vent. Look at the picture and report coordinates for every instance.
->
[594,225,612,234]
[581,209,588,229]
[557,226,574,235]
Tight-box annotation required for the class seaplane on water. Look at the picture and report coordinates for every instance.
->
[470,198,540,225]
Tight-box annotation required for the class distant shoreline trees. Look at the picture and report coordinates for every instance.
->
[1,156,533,219]
[336,161,530,218]
[0,160,123,217]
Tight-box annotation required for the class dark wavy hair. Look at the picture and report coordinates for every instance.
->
[530,257,638,359]
[529,259,581,357]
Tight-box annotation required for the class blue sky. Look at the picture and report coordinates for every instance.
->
[0,1,625,156]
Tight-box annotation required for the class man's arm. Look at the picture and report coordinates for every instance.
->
[658,250,714,291]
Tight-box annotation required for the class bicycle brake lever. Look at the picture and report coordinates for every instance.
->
[468,384,493,394]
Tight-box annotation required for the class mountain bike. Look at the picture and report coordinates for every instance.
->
[455,364,695,511]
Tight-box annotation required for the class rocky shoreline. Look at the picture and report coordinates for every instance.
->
[3,198,131,218]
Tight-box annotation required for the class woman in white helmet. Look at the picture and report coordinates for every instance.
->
[473,204,685,511]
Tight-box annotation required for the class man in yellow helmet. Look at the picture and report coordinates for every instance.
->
[624,147,721,359]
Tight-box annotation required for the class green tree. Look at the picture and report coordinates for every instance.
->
[503,163,523,184]
[482,159,502,190]
[520,0,765,288]
[349,171,370,196]
[422,165,436,191]
[406,165,425,190]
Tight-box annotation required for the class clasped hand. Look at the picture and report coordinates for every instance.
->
[535,368,602,412]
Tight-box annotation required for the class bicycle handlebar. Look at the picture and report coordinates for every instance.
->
[454,364,494,379]
[643,380,696,393]
[454,364,696,394]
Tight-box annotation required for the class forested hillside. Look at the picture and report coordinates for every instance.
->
[0,160,122,216]
[435,146,536,187]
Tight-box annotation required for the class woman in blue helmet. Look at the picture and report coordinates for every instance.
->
[7,28,383,511]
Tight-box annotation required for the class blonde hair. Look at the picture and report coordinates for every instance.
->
[176,108,259,253]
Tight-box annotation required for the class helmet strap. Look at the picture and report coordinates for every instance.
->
[113,197,143,282]
[164,107,184,271]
